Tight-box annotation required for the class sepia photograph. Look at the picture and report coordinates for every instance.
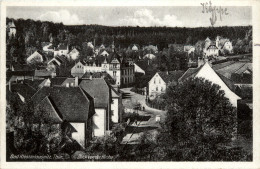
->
[1,0,259,167]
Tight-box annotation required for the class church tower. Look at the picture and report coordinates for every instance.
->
[8,20,16,37]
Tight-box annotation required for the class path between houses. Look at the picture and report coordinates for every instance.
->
[120,88,166,144]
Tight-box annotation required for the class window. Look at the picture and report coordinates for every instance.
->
[111,110,114,116]
[111,99,114,104]
[159,79,161,84]
[113,71,116,76]
[156,86,158,91]
[161,87,163,92]
[154,78,156,84]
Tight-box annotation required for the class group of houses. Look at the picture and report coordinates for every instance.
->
[147,55,252,112]
[71,47,135,87]
[7,73,123,148]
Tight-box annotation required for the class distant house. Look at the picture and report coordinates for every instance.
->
[132,44,138,51]
[143,45,158,53]
[178,62,241,107]
[148,71,184,97]
[87,42,94,49]
[216,36,233,54]
[54,44,69,56]
[203,36,233,57]
[99,44,105,49]
[71,51,135,87]
[100,50,109,57]
[47,57,62,70]
[27,51,44,64]
[31,86,95,148]
[184,45,195,55]
[47,55,68,72]
[68,48,80,60]
[42,42,54,53]
[143,53,156,59]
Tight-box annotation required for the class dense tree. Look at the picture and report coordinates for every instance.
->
[154,77,241,160]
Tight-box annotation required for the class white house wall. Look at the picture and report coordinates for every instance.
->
[148,73,166,96]
[195,62,241,107]
[93,108,106,137]
[70,122,85,148]
[71,62,85,75]
[111,98,119,123]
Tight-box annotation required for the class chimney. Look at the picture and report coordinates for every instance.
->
[75,76,79,87]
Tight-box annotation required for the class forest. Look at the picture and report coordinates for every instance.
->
[6,17,252,71]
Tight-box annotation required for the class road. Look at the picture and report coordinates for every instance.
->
[120,88,167,144]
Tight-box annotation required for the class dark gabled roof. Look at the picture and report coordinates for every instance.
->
[9,83,37,101]
[31,86,95,122]
[212,61,236,70]
[108,52,121,63]
[10,63,34,71]
[230,73,252,84]
[56,55,67,64]
[178,63,237,92]
[23,79,45,90]
[34,69,54,77]
[135,60,149,72]
[6,70,35,78]
[35,96,63,124]
[57,44,68,50]
[50,77,67,86]
[158,70,185,83]
[81,72,115,85]
[178,67,201,82]
[216,72,236,92]
[79,79,110,108]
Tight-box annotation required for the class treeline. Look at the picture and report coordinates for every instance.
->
[7,17,252,50]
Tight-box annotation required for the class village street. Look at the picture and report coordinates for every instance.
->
[120,88,167,144]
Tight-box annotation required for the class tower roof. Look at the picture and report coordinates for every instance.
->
[8,20,16,28]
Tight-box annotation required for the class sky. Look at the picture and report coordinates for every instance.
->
[7,6,251,27]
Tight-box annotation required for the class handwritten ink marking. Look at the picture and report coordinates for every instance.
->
[201,1,228,26]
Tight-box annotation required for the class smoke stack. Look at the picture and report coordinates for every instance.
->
[75,76,78,87]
